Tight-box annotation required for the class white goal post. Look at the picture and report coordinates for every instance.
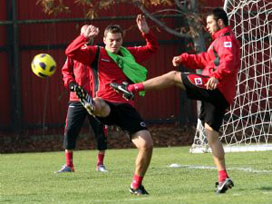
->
[190,0,272,153]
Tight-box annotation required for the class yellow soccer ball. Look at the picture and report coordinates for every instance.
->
[31,53,57,78]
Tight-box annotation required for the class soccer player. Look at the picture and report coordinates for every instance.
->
[111,8,241,193]
[56,26,108,173]
[65,14,159,195]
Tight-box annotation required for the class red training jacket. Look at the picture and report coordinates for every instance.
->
[65,31,159,106]
[62,57,94,101]
[180,26,241,104]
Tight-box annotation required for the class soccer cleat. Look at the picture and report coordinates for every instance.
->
[75,86,95,115]
[129,185,149,195]
[215,178,234,194]
[55,165,75,173]
[110,82,134,100]
[96,165,108,173]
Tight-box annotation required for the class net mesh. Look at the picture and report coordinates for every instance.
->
[191,0,272,153]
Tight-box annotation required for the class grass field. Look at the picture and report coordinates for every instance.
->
[1,146,272,204]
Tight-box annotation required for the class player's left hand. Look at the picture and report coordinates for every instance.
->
[136,14,150,34]
[205,77,219,90]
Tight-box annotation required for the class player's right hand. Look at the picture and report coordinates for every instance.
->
[172,56,181,67]
[205,77,219,90]
[81,25,99,39]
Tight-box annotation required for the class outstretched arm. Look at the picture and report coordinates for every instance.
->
[128,14,159,62]
[172,52,210,70]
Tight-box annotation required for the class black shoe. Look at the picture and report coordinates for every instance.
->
[215,178,234,194]
[110,82,134,100]
[75,86,94,115]
[129,185,149,195]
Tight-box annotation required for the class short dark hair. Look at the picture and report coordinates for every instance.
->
[104,24,123,37]
[208,7,229,26]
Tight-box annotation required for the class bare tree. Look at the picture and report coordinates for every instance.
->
[37,0,207,42]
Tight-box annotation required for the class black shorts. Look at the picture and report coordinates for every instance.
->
[182,73,229,131]
[64,102,107,150]
[97,101,148,137]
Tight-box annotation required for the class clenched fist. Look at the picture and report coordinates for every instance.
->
[81,25,99,39]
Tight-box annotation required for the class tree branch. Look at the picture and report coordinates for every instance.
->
[133,1,190,39]
[174,0,185,11]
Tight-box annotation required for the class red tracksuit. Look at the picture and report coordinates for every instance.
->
[180,26,241,104]
[62,57,94,101]
[65,31,159,106]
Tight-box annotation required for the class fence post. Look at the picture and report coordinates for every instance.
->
[8,0,22,133]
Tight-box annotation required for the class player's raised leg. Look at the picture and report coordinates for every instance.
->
[110,71,185,100]
[140,71,185,91]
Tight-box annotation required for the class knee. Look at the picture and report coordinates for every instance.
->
[139,143,153,154]
[93,98,110,117]
[166,71,181,85]
[143,139,153,150]
[205,124,218,142]
[166,70,178,78]
[93,98,104,111]
[140,134,154,151]
[133,131,153,150]
[206,133,219,146]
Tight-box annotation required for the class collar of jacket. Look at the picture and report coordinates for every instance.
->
[212,26,232,40]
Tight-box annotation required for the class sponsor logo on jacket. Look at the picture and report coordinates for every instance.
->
[224,41,232,47]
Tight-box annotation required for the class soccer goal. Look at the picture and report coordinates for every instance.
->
[190,0,272,153]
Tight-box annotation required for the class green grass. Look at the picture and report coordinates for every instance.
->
[1,147,272,204]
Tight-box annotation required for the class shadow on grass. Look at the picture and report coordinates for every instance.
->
[260,186,272,191]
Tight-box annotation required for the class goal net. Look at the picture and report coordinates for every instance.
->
[190,0,272,153]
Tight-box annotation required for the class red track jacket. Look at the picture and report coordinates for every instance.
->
[180,26,241,104]
[65,31,159,106]
[62,57,94,101]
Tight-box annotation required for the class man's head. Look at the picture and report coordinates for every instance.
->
[103,24,123,53]
[206,8,229,35]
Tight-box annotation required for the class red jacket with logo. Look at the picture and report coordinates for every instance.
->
[62,57,94,101]
[180,26,241,104]
[65,31,159,106]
